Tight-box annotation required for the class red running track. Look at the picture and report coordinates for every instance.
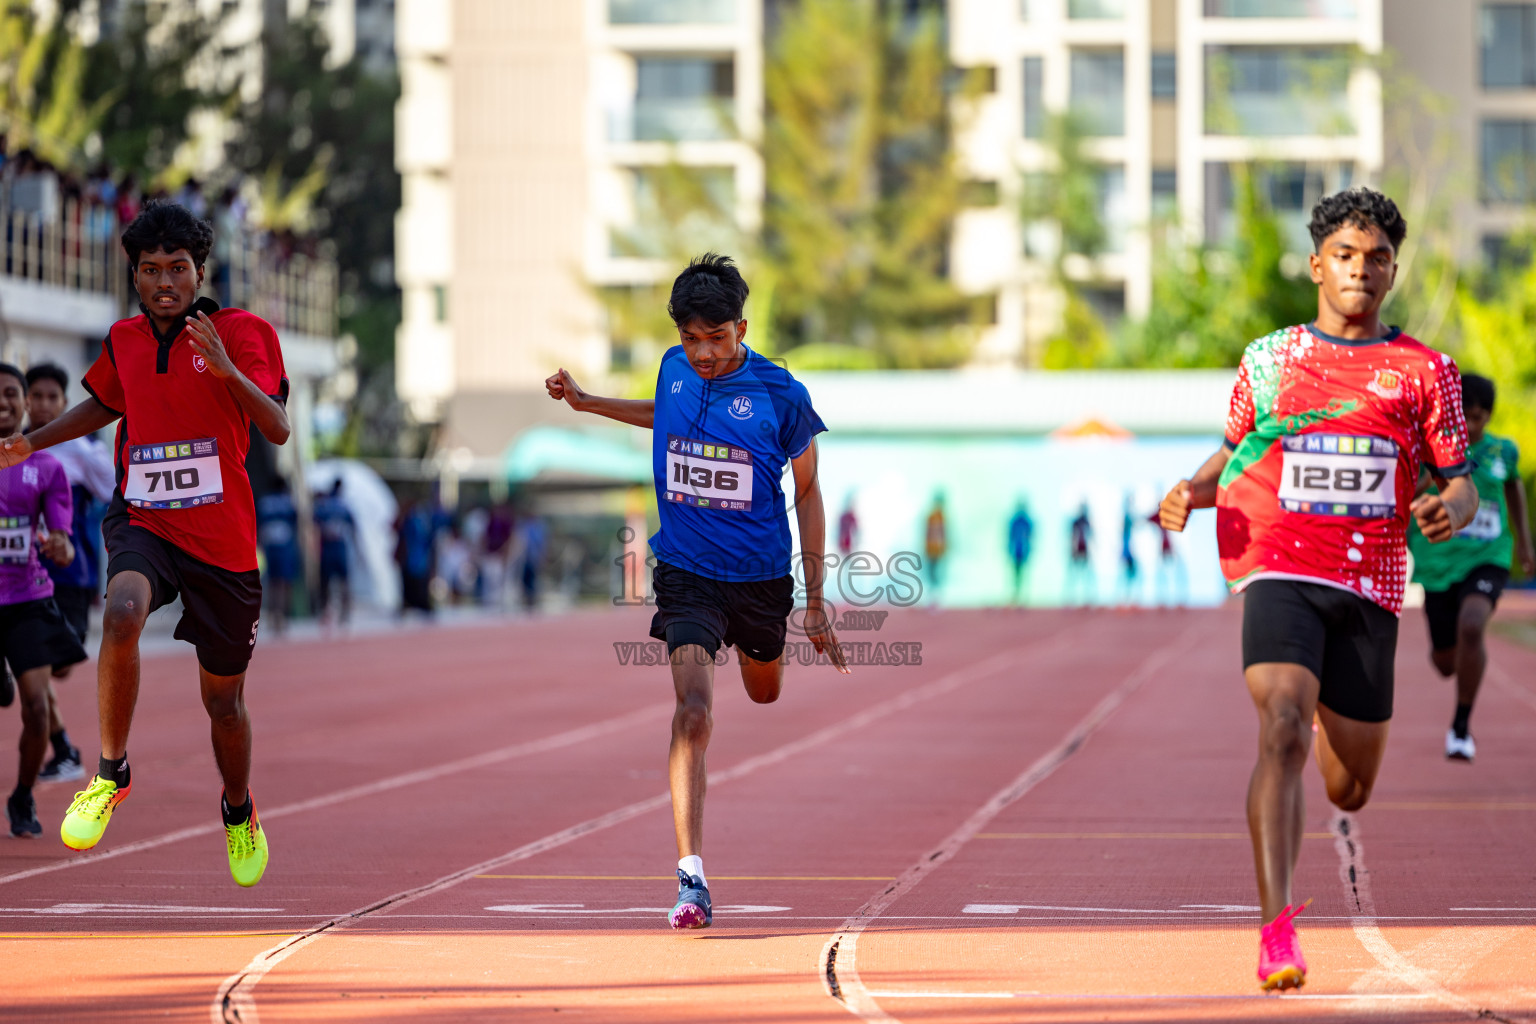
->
[0,604,1533,1023]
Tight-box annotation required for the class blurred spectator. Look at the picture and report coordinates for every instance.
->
[212,185,246,303]
[256,477,301,633]
[1066,503,1095,607]
[482,502,514,608]
[114,173,141,226]
[516,513,547,612]
[313,479,356,626]
[175,176,207,218]
[838,499,859,557]
[1007,500,1034,606]
[923,493,947,604]
[396,501,438,617]
[12,151,60,224]
[1118,496,1140,604]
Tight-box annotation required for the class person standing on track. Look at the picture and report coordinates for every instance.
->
[0,363,88,837]
[545,253,848,930]
[1159,188,1477,992]
[25,363,115,784]
[1408,373,1535,762]
[0,201,289,887]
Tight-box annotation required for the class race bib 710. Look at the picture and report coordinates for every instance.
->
[664,434,753,511]
[1277,433,1398,518]
[124,438,224,510]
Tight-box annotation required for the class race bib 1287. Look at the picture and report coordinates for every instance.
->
[124,438,224,510]
[664,434,753,511]
[1277,433,1398,518]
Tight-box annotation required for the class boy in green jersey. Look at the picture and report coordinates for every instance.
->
[1409,374,1536,761]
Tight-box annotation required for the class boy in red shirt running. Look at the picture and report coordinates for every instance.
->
[0,201,290,886]
[1160,188,1477,990]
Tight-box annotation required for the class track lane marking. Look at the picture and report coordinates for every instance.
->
[818,622,1202,1023]
[1331,812,1528,1022]
[212,640,1051,1024]
[975,831,1333,839]
[0,703,671,887]
[473,874,894,880]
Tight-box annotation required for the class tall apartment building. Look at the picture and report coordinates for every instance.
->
[395,0,762,455]
[395,0,1536,453]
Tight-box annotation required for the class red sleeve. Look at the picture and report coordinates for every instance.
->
[229,314,289,404]
[81,335,125,415]
[1223,357,1256,450]
[1421,352,1470,475]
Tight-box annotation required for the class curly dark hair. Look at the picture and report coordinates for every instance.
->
[1308,187,1407,253]
[667,252,750,327]
[121,200,214,267]
[1461,372,1496,414]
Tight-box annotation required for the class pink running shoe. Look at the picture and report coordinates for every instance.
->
[1257,902,1308,991]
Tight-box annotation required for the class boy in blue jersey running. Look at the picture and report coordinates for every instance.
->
[546,253,848,930]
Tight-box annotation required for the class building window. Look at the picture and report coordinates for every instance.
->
[1151,52,1177,98]
[1070,50,1125,137]
[1205,46,1352,136]
[1020,0,1043,20]
[609,0,736,23]
[1204,161,1353,249]
[1482,4,1536,89]
[1080,285,1126,324]
[1203,0,1356,16]
[1482,119,1536,201]
[1094,165,1128,254]
[432,285,448,324]
[611,166,737,258]
[963,179,1001,206]
[1069,0,1125,17]
[1023,56,1045,139]
[1152,168,1178,218]
[614,56,736,142]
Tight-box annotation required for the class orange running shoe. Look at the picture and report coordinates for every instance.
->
[1257,902,1308,991]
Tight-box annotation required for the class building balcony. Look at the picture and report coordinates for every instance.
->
[607,98,737,142]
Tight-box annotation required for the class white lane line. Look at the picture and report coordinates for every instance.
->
[0,704,671,887]
[212,642,1043,1024]
[818,623,1201,1023]
[963,903,1257,915]
[1331,812,1526,1022]
[866,991,1441,1002]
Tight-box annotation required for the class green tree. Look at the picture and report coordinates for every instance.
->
[224,15,401,453]
[761,0,985,368]
[0,4,115,170]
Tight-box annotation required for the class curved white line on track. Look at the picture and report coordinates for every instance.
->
[1331,812,1528,1022]
[818,624,1201,1022]
[212,642,1045,1023]
[1490,663,1536,717]
[0,704,672,888]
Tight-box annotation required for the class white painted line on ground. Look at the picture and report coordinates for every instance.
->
[865,991,1441,1002]
[483,903,791,915]
[963,903,1257,915]
[1332,812,1525,1022]
[818,622,1203,1023]
[211,642,1042,1024]
[0,703,671,888]
[0,903,284,915]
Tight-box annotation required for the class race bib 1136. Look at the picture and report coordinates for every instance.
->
[664,434,753,511]
[124,438,224,510]
[1277,433,1398,518]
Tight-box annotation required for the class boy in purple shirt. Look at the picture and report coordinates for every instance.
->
[0,363,87,836]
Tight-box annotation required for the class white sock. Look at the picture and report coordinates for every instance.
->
[678,855,705,886]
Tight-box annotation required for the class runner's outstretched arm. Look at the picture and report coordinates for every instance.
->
[1158,447,1230,532]
[1506,475,1536,576]
[185,311,290,445]
[1412,474,1479,543]
[545,368,655,429]
[0,398,120,467]
[790,439,849,674]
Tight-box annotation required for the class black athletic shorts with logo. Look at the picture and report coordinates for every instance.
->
[1423,564,1509,653]
[105,518,262,677]
[1241,578,1399,723]
[0,597,88,676]
[649,561,795,662]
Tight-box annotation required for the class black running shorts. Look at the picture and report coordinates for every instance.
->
[105,521,262,677]
[1241,579,1398,723]
[0,597,88,676]
[649,561,795,663]
[1422,564,1509,653]
[52,584,93,644]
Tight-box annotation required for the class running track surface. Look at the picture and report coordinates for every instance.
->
[1,604,1534,1023]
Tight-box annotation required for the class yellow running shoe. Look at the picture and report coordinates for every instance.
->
[226,804,269,887]
[60,775,131,851]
